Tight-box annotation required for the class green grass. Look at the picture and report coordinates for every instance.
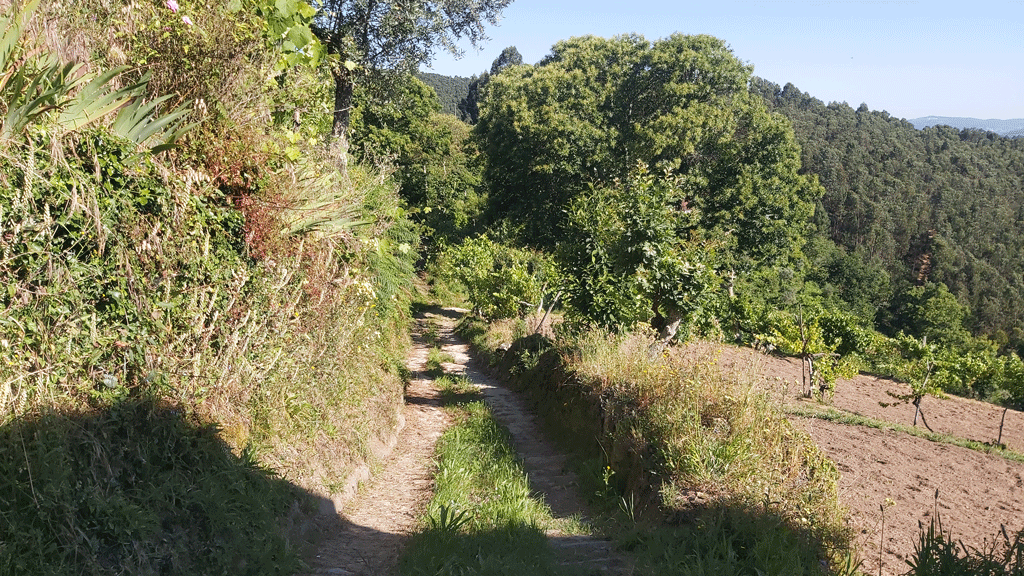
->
[904,498,1024,576]
[0,401,310,576]
[399,384,589,576]
[426,347,456,378]
[622,508,854,576]
[435,374,484,405]
[785,404,1024,464]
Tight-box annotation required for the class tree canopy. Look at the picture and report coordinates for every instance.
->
[312,0,512,163]
[457,45,522,123]
[476,34,822,265]
[560,165,719,340]
[350,76,484,245]
[754,79,1024,351]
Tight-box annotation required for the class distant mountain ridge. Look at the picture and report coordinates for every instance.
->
[909,116,1024,137]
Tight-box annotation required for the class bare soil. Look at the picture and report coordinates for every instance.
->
[713,345,1024,576]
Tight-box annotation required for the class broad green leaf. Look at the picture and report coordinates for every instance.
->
[287,25,311,49]
[297,2,317,19]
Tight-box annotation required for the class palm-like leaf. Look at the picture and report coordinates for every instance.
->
[109,85,195,153]
[56,66,137,131]
[0,0,65,142]
[1,0,193,151]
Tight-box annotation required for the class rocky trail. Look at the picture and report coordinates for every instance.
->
[301,308,628,575]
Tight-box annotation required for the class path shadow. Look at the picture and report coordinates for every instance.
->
[412,305,468,322]
[0,398,401,576]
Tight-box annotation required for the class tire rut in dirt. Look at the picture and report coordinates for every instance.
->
[300,311,451,576]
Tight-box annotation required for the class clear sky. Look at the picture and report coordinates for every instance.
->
[423,0,1024,120]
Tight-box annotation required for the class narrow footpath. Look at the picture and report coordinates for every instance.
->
[301,310,452,575]
[302,307,630,575]
[436,318,631,574]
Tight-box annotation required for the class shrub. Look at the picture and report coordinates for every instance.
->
[436,235,555,320]
[556,329,850,570]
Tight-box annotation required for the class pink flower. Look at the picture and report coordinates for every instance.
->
[165,0,178,12]
[181,15,193,25]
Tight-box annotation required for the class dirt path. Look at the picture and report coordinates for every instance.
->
[301,310,451,576]
[435,316,632,574]
[302,308,627,575]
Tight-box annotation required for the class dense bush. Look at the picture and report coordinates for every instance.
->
[435,236,556,320]
[1,1,417,573]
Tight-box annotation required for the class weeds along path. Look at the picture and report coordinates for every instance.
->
[301,310,453,576]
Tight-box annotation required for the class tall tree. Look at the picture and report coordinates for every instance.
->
[457,45,521,123]
[477,34,821,263]
[489,45,522,75]
[312,0,512,166]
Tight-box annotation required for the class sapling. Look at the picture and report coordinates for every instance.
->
[880,335,939,431]
[794,307,849,401]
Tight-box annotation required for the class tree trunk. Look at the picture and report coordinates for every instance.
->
[998,407,1009,446]
[534,290,561,335]
[656,309,683,344]
[648,308,683,355]
[330,68,354,171]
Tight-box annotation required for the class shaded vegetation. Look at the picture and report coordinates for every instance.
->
[2,0,418,572]
[0,401,308,575]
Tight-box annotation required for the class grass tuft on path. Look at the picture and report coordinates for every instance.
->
[399,375,589,576]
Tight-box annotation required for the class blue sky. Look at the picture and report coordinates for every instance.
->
[424,0,1024,120]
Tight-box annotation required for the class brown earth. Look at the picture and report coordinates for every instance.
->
[713,345,1024,576]
[299,310,452,575]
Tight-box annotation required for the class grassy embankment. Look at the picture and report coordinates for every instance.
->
[455,314,857,576]
[1,2,416,573]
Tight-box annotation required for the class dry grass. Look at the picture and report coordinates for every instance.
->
[567,328,850,560]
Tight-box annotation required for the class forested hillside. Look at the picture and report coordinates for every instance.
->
[416,72,472,115]
[909,116,1024,136]
[753,80,1024,352]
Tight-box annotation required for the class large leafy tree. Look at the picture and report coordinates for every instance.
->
[477,33,821,266]
[311,0,512,166]
[350,75,484,245]
[561,165,718,341]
